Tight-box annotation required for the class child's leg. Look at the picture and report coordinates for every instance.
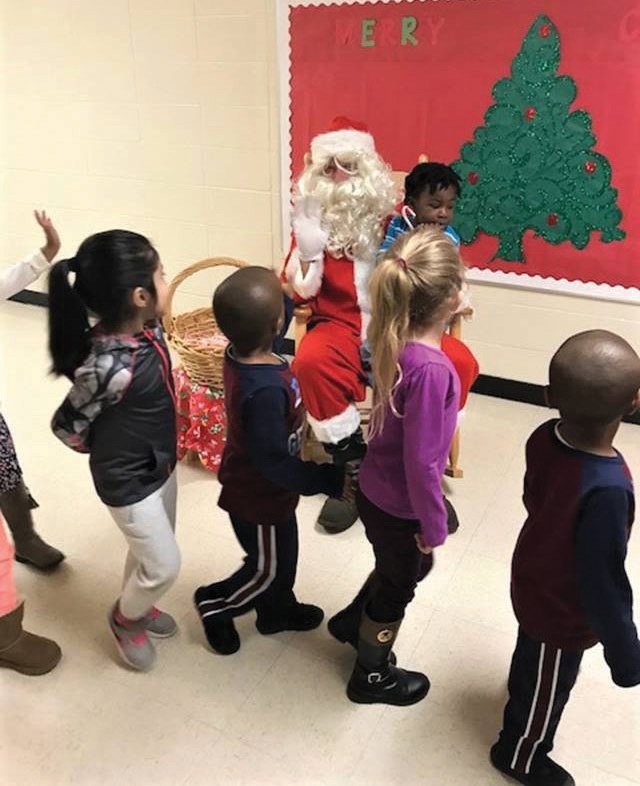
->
[345,490,430,706]
[196,519,281,619]
[0,520,19,617]
[122,468,177,581]
[195,518,277,653]
[253,516,298,619]
[0,518,61,675]
[109,472,181,621]
[360,496,429,624]
[253,516,323,634]
[0,411,65,570]
[196,516,322,650]
[494,628,582,779]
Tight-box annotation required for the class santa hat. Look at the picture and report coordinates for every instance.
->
[311,116,375,162]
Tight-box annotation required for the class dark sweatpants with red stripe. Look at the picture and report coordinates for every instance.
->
[195,516,298,624]
[497,628,583,776]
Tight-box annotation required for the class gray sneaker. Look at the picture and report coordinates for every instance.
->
[108,607,156,672]
[144,607,178,639]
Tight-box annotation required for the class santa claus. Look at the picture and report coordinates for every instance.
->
[284,117,479,533]
[283,117,396,532]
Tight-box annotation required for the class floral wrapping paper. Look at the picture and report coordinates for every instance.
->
[174,367,226,473]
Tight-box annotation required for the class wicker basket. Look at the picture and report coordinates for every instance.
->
[163,257,248,389]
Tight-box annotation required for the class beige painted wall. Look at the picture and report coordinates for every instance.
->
[1,0,637,384]
[0,0,281,317]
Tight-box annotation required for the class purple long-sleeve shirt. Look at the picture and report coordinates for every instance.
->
[359,342,460,548]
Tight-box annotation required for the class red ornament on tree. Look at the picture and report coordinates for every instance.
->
[539,24,551,38]
[467,172,479,185]
[547,213,558,227]
[584,161,597,174]
[524,107,537,121]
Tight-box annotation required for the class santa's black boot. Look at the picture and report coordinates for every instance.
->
[444,496,460,535]
[317,430,366,534]
[346,613,429,706]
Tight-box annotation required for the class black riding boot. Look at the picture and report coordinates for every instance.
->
[346,612,430,706]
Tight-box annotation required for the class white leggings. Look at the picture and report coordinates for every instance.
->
[108,471,180,620]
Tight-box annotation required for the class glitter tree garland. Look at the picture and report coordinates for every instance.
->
[452,14,625,262]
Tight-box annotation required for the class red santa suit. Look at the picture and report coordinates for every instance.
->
[284,118,478,447]
[285,242,371,445]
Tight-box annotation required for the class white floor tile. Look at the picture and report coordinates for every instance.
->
[1,302,639,786]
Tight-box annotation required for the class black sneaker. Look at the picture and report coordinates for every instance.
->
[256,603,324,635]
[194,589,240,655]
[490,743,575,786]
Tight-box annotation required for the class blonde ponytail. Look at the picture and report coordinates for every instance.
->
[367,227,464,438]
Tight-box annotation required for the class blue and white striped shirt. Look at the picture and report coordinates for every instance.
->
[379,213,460,256]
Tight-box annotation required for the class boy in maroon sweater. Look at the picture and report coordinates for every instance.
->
[492,331,640,786]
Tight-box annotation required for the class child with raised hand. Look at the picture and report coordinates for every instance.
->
[329,226,464,706]
[194,267,343,655]
[0,210,65,570]
[491,330,640,786]
[48,230,180,672]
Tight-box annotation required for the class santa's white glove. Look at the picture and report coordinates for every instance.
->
[455,282,474,320]
[292,197,329,262]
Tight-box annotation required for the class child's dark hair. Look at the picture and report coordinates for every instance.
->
[405,162,461,203]
[549,330,640,427]
[48,230,159,378]
[213,267,282,357]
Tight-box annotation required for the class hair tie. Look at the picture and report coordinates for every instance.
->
[396,256,408,272]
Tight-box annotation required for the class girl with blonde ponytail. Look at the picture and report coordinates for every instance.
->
[329,226,465,707]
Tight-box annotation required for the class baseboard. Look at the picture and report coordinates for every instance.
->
[472,374,545,407]
[473,373,639,425]
[13,291,638,425]
[9,288,48,307]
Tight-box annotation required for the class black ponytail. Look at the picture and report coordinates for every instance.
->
[48,258,91,379]
[48,230,159,379]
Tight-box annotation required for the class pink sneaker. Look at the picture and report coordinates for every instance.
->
[108,605,156,672]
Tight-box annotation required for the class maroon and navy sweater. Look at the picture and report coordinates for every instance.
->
[217,348,342,525]
[512,419,640,687]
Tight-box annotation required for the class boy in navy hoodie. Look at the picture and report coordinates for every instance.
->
[194,267,343,655]
[492,330,640,786]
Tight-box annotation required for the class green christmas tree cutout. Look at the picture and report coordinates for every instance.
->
[453,15,625,262]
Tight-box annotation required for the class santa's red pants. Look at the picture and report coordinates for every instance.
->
[293,321,479,445]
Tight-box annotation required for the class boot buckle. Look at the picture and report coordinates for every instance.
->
[367,672,384,684]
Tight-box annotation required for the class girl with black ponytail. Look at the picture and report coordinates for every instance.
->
[49,230,180,673]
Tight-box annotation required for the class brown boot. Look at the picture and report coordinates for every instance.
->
[0,602,61,675]
[0,483,65,570]
[317,461,359,533]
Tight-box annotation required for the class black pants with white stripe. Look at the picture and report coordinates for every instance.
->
[196,516,298,623]
[497,628,583,776]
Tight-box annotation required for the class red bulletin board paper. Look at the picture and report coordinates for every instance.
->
[287,0,640,294]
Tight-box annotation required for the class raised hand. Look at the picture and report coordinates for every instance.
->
[34,209,61,262]
[292,197,329,262]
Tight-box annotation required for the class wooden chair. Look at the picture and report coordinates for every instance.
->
[291,154,466,477]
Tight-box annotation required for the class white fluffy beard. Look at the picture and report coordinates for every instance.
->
[295,153,397,262]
